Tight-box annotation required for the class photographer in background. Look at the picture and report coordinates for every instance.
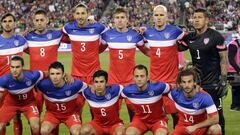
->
[227,36,240,112]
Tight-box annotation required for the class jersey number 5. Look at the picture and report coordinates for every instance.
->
[56,103,67,111]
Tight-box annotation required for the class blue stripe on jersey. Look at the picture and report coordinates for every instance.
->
[143,25,182,40]
[0,70,41,91]
[170,88,215,110]
[102,28,143,43]
[83,85,120,102]
[0,34,26,49]
[64,21,105,35]
[37,79,84,99]
[25,30,62,41]
[122,81,167,98]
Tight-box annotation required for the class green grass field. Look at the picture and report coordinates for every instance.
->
[5,52,240,135]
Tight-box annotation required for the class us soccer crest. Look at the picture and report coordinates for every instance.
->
[203,38,209,45]
[26,80,32,86]
[192,102,199,109]
[88,28,95,34]
[105,93,111,100]
[14,40,19,46]
[47,33,52,39]
[127,35,132,42]
[65,90,71,96]
[164,32,170,39]
[148,90,154,96]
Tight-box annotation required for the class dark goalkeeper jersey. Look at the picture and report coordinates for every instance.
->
[180,28,226,85]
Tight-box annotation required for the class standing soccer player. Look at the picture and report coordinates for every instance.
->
[0,13,27,135]
[37,61,87,135]
[62,3,106,84]
[81,70,125,135]
[122,65,169,135]
[169,68,222,135]
[100,7,149,85]
[0,56,42,135]
[178,8,228,134]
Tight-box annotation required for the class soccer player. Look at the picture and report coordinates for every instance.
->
[62,3,106,84]
[143,4,184,126]
[100,7,149,85]
[178,8,228,134]
[80,70,125,135]
[37,61,87,135]
[0,13,27,135]
[0,56,42,135]
[25,9,63,134]
[122,64,169,135]
[227,38,240,111]
[169,68,222,135]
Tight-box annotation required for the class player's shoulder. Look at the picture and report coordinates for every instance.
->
[64,21,77,29]
[207,28,223,38]
[108,84,122,93]
[47,29,62,36]
[14,34,26,42]
[0,73,12,82]
[148,81,167,90]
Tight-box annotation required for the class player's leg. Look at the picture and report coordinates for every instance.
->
[65,113,82,135]
[13,113,22,135]
[41,121,55,135]
[152,119,168,135]
[170,125,188,135]
[230,85,240,111]
[80,123,96,135]
[125,118,147,135]
[0,91,7,135]
[110,123,125,135]
[22,104,40,135]
[162,96,179,127]
[0,103,17,134]
[207,124,222,135]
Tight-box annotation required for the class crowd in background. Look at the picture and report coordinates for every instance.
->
[0,0,239,32]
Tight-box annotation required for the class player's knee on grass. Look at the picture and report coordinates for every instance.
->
[114,125,125,135]
[154,128,168,135]
[41,122,54,135]
[207,124,222,135]
[29,117,40,133]
[0,123,6,132]
[80,124,95,135]
[126,127,141,135]
[70,124,81,135]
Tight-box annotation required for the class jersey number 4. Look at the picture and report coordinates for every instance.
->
[184,114,194,123]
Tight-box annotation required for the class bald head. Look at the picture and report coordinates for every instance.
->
[153,5,168,30]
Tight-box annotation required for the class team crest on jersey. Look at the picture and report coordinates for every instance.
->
[204,38,209,45]
[148,90,154,96]
[14,40,19,46]
[88,28,95,34]
[26,80,32,86]
[47,33,52,39]
[65,90,71,96]
[127,35,132,42]
[105,93,111,100]
[164,32,170,39]
[192,102,199,109]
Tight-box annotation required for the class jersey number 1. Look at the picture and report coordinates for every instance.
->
[141,105,152,113]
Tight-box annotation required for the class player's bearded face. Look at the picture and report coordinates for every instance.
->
[133,69,148,90]
[33,14,48,33]
[153,8,167,29]
[49,68,65,86]
[74,7,88,26]
[1,16,15,33]
[113,13,128,30]
[10,60,23,80]
[193,13,208,30]
[180,75,196,95]
[93,76,107,96]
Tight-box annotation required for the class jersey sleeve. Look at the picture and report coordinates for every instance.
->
[32,70,44,83]
[203,94,218,115]
[77,80,88,93]
[215,32,226,51]
[101,32,108,45]
[136,33,144,46]
[0,77,7,92]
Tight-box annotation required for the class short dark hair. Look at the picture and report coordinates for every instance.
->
[133,64,148,76]
[48,61,64,73]
[113,7,128,17]
[34,9,47,16]
[176,68,200,86]
[93,70,108,82]
[73,3,89,13]
[10,56,24,66]
[194,8,209,18]
[1,13,16,22]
